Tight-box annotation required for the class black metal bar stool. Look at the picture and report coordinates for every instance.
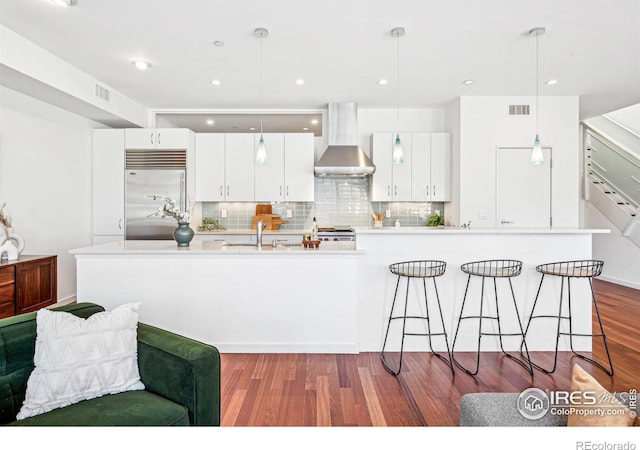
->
[451,259,533,376]
[380,260,454,376]
[521,260,613,376]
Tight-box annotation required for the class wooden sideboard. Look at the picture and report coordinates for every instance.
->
[0,255,57,319]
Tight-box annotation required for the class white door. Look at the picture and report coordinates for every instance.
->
[497,147,551,228]
[411,133,431,201]
[284,133,315,201]
[430,133,451,202]
[125,128,156,149]
[92,129,125,236]
[225,133,255,201]
[254,133,285,201]
[154,129,190,149]
[195,134,225,201]
[370,133,393,201]
[391,132,412,201]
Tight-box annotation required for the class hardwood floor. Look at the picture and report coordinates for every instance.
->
[219,280,639,426]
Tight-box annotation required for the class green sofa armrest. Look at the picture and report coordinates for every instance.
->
[136,323,220,426]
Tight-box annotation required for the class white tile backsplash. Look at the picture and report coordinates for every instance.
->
[201,177,445,230]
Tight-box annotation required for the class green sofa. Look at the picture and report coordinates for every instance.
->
[0,302,220,426]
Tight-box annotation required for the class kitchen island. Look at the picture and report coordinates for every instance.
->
[71,228,608,353]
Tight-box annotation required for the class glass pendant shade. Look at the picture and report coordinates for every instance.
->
[392,133,404,164]
[531,134,544,165]
[255,134,268,165]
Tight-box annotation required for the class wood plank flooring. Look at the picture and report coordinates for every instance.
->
[220,280,639,426]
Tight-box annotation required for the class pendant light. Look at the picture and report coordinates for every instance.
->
[391,27,405,165]
[255,28,269,165]
[529,27,545,165]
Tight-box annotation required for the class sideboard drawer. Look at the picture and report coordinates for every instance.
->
[0,283,15,302]
[0,266,15,285]
[0,301,14,319]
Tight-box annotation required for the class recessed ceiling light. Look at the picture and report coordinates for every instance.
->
[50,0,75,7]
[310,119,319,125]
[378,79,388,85]
[249,127,256,131]
[211,79,221,86]
[462,79,474,85]
[303,127,309,131]
[545,79,558,85]
[132,59,151,70]
[296,79,305,86]
[212,41,225,47]
[206,119,214,126]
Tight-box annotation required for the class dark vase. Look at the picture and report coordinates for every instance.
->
[174,222,194,247]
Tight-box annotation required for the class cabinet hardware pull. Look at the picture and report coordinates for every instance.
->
[118,218,122,230]
[426,186,429,196]
[387,185,390,197]
[286,186,289,196]
[433,185,436,197]
[150,133,154,145]
[394,185,397,196]
[226,186,230,197]
[280,186,282,196]
[220,186,223,197]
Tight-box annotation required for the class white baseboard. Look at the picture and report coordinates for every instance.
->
[597,275,640,291]
[215,343,360,354]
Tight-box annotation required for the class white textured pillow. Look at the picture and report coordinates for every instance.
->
[16,303,145,420]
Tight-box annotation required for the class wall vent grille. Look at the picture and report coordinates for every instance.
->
[125,149,187,169]
[95,84,111,102]
[508,104,530,116]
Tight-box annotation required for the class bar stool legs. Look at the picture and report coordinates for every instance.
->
[521,261,614,376]
[451,260,533,377]
[380,261,454,376]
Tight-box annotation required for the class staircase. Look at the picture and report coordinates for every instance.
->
[584,124,640,249]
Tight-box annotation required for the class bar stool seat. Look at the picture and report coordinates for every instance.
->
[380,260,453,376]
[451,259,533,376]
[521,260,613,376]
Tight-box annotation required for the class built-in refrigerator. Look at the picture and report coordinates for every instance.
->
[124,149,187,240]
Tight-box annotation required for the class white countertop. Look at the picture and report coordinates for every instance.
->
[70,239,360,255]
[354,226,610,235]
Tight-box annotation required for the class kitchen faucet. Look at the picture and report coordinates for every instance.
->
[256,220,267,248]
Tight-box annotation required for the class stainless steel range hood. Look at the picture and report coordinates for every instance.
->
[314,103,375,177]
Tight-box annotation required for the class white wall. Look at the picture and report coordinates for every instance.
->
[457,96,580,228]
[583,202,640,289]
[0,86,99,301]
[605,103,640,136]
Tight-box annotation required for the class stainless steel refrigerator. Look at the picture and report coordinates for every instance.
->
[125,169,186,240]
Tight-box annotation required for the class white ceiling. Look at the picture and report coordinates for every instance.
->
[1,0,639,125]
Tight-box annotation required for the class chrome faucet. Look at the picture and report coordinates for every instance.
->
[256,220,267,248]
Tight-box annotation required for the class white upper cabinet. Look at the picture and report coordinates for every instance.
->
[195,133,225,201]
[125,128,191,149]
[284,133,315,202]
[429,132,451,202]
[92,129,125,237]
[371,132,412,201]
[411,132,451,202]
[254,133,285,201]
[224,133,255,201]
[373,132,451,202]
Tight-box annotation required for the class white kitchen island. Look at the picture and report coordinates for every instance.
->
[71,228,608,354]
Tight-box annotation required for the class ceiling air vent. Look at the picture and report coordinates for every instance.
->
[508,104,530,116]
[95,84,111,102]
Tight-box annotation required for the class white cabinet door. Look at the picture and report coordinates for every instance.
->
[284,133,315,202]
[392,132,412,201]
[371,132,412,201]
[125,128,156,149]
[195,134,225,201]
[225,134,255,201]
[92,129,125,236]
[154,128,190,149]
[430,133,451,202]
[254,133,285,201]
[125,128,190,149]
[411,133,431,201]
[371,133,393,201]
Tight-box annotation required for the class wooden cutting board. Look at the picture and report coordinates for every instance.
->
[256,204,272,215]
[252,214,288,230]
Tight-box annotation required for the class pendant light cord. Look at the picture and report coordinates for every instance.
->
[536,31,539,134]
[260,33,264,135]
[396,31,400,127]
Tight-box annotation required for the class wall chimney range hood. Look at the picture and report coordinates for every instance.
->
[314,103,375,177]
